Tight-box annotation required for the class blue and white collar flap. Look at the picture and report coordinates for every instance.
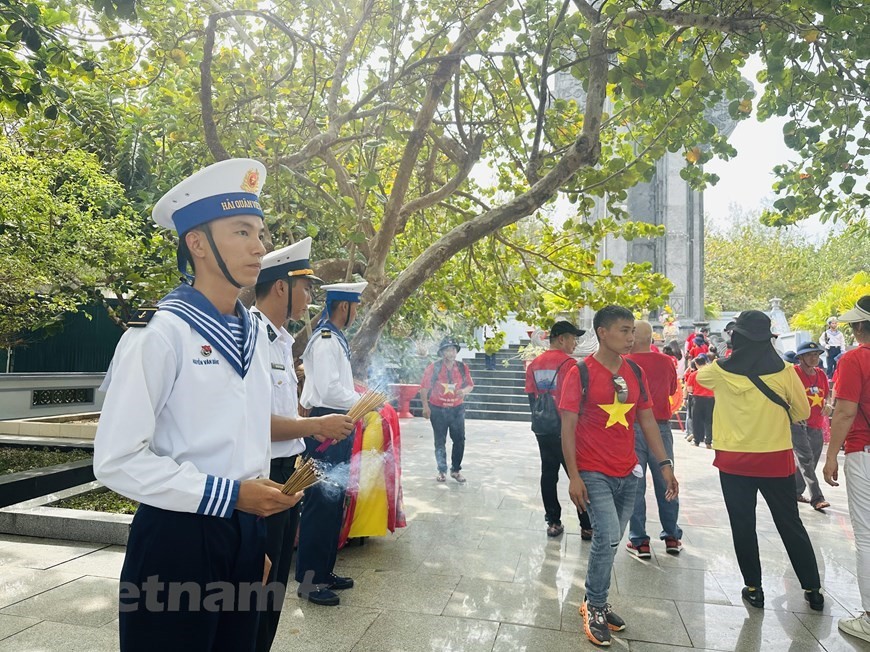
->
[158,284,258,377]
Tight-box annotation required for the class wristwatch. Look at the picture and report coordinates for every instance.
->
[658,458,674,468]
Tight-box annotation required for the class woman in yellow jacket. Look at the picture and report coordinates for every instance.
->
[697,310,824,611]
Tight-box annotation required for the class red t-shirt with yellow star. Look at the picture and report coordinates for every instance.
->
[421,361,474,408]
[558,355,653,477]
[793,364,829,429]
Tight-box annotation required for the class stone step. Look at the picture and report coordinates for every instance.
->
[471,369,526,385]
[467,382,528,391]
[407,396,530,410]
[403,407,531,422]
[463,361,526,371]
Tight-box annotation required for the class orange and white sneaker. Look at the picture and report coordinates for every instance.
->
[580,599,612,646]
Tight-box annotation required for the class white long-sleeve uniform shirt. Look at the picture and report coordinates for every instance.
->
[300,327,359,411]
[820,328,846,350]
[93,310,272,517]
[250,307,306,458]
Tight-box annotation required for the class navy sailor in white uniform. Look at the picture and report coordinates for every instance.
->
[295,281,367,606]
[251,238,354,651]
[93,159,301,652]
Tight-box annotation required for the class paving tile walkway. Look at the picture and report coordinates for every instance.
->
[0,418,868,651]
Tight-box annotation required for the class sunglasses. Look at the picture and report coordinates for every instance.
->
[612,375,628,403]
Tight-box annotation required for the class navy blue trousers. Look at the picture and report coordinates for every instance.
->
[119,504,266,652]
[295,406,354,586]
[255,455,300,652]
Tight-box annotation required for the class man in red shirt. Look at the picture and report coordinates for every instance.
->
[791,341,831,510]
[525,320,592,538]
[421,337,474,483]
[625,320,683,558]
[559,306,678,647]
[824,296,870,644]
[686,355,715,447]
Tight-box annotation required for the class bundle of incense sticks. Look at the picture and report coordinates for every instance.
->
[281,457,321,495]
[312,389,389,454]
[346,389,389,422]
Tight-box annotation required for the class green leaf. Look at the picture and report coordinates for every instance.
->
[6,21,27,43]
[689,59,706,81]
[360,171,379,189]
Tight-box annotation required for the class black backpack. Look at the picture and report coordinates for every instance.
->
[531,358,572,435]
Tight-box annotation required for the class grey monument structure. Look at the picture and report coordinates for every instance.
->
[554,73,739,331]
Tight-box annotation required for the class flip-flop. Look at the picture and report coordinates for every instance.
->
[812,500,830,511]
[436,472,446,482]
[797,495,811,504]
[547,523,564,537]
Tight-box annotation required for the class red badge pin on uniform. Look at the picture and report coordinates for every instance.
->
[201,345,212,357]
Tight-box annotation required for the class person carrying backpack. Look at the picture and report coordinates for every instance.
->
[558,306,678,647]
[421,337,474,483]
[525,321,593,539]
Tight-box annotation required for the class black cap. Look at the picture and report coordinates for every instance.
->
[731,310,775,342]
[438,337,461,353]
[550,321,586,339]
[724,321,736,334]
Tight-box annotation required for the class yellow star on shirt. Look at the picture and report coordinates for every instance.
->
[599,392,635,428]
[441,382,456,395]
[808,392,825,408]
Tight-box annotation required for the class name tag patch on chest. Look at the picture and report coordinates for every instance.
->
[271,363,286,371]
[193,343,220,365]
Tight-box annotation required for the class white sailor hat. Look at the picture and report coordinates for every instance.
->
[322,281,368,303]
[152,158,267,234]
[257,237,323,285]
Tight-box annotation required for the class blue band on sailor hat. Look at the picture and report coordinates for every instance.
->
[172,193,264,235]
[325,290,362,303]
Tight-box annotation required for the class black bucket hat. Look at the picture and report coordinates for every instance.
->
[438,337,461,354]
[731,310,775,342]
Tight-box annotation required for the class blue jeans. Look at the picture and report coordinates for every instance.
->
[581,470,638,607]
[629,422,682,545]
[430,405,466,473]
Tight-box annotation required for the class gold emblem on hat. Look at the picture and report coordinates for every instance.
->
[241,168,260,193]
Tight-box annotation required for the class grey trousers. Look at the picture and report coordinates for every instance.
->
[792,422,825,504]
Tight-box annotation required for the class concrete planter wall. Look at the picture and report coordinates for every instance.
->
[0,412,99,439]
[0,481,131,546]
[0,458,96,508]
[0,373,105,420]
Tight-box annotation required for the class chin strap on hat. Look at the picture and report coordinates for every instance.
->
[202,223,243,289]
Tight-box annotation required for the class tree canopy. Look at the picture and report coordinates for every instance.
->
[0,139,150,348]
[3,0,868,366]
[791,271,870,335]
[705,207,867,323]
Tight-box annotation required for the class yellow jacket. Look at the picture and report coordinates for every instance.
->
[696,362,810,453]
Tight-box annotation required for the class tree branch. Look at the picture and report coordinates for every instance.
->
[624,8,763,33]
[328,0,376,117]
[351,21,609,368]
[398,133,485,225]
[366,0,510,286]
